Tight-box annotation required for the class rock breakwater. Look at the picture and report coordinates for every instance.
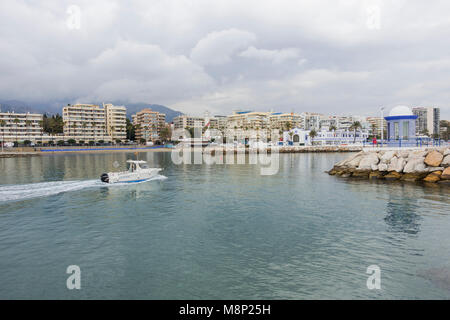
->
[328,147,450,184]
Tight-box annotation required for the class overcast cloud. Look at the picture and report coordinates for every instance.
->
[1,0,449,118]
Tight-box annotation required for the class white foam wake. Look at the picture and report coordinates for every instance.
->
[0,175,167,202]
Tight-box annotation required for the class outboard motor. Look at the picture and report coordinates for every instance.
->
[100,173,109,183]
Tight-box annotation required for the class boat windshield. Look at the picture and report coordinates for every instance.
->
[140,163,149,169]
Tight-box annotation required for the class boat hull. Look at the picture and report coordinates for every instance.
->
[101,168,162,184]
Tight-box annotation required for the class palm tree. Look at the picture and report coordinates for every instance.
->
[330,125,337,132]
[350,121,362,143]
[25,120,32,142]
[0,120,6,152]
[72,124,77,144]
[13,118,20,145]
[38,120,44,145]
[309,129,317,145]
[110,126,115,144]
[91,122,96,143]
[82,122,87,144]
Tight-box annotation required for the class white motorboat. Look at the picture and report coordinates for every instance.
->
[100,160,162,184]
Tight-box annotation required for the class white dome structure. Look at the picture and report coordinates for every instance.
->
[388,105,413,117]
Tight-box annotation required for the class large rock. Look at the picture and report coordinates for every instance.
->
[408,150,427,160]
[388,156,406,172]
[404,157,427,173]
[344,153,364,168]
[378,163,388,171]
[380,151,396,164]
[401,172,428,182]
[442,167,450,180]
[357,153,379,170]
[424,150,444,167]
[441,155,450,167]
[384,171,402,180]
[369,171,384,179]
[444,148,450,156]
[423,171,442,183]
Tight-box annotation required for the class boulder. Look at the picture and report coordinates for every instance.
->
[423,171,442,183]
[404,158,427,173]
[424,150,444,167]
[380,151,396,164]
[442,167,450,180]
[371,164,379,171]
[428,167,444,172]
[408,150,427,160]
[378,163,388,172]
[388,156,406,172]
[441,155,450,167]
[401,172,428,182]
[369,171,384,179]
[399,150,410,158]
[357,153,379,170]
[384,171,402,180]
[352,170,370,178]
[444,148,450,156]
[345,154,364,168]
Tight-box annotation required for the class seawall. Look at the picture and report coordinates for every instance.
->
[328,147,450,184]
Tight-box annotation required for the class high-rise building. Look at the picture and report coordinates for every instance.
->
[226,111,271,130]
[173,115,205,130]
[412,106,440,136]
[366,116,387,137]
[132,108,166,142]
[0,111,44,143]
[104,103,127,142]
[269,113,303,130]
[62,104,109,142]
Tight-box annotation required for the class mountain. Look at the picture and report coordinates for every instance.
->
[0,100,184,123]
[113,102,184,123]
[0,100,44,114]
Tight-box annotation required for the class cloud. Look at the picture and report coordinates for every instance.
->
[239,46,302,64]
[0,0,449,118]
[190,29,256,66]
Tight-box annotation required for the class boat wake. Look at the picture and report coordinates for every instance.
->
[0,175,167,203]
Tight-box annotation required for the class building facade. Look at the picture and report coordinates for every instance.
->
[269,113,303,131]
[385,106,417,142]
[132,108,166,142]
[412,106,440,137]
[62,104,108,142]
[104,103,127,142]
[173,115,205,130]
[0,111,44,143]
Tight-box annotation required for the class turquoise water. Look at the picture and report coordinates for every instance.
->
[0,152,449,299]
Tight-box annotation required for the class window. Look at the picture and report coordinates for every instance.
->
[394,122,399,140]
[403,121,409,140]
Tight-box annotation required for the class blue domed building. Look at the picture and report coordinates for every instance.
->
[384,106,417,144]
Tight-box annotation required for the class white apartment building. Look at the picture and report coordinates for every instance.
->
[0,111,45,143]
[227,110,271,130]
[269,113,303,131]
[132,108,166,142]
[412,106,440,136]
[173,115,205,130]
[301,112,323,130]
[104,103,127,142]
[63,103,127,142]
[366,116,387,137]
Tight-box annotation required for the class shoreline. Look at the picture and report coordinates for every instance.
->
[0,145,364,158]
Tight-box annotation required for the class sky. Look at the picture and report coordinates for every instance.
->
[1,0,450,119]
